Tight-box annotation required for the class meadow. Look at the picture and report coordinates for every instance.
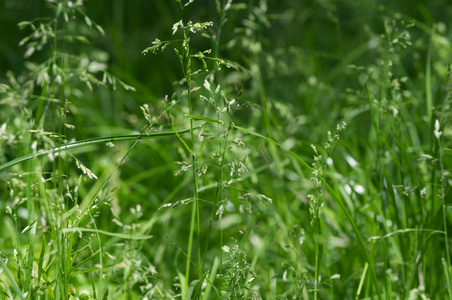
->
[0,0,451,299]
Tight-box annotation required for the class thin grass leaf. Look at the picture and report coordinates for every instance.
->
[0,258,25,300]
[443,257,452,300]
[62,205,79,221]
[0,125,204,171]
[368,228,444,241]
[355,262,368,300]
[61,228,153,240]
[185,279,200,300]
[187,271,209,300]
[37,238,46,288]
[167,110,194,156]
[204,256,220,299]
[70,249,100,273]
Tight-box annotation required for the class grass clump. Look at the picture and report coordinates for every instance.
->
[0,0,451,299]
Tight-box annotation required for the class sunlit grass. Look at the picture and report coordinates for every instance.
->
[0,0,451,299]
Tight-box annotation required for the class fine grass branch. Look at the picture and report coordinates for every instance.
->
[0,124,205,171]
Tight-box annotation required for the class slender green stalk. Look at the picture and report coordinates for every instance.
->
[437,129,452,296]
[201,2,231,295]
[313,220,323,300]
[202,123,231,270]
[170,2,203,292]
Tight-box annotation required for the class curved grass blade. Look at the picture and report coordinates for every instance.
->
[62,228,152,240]
[0,124,204,171]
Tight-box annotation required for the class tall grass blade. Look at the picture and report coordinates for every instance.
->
[443,258,452,300]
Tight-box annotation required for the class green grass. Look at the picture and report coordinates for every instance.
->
[0,0,451,299]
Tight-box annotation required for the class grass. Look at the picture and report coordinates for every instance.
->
[0,0,451,299]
